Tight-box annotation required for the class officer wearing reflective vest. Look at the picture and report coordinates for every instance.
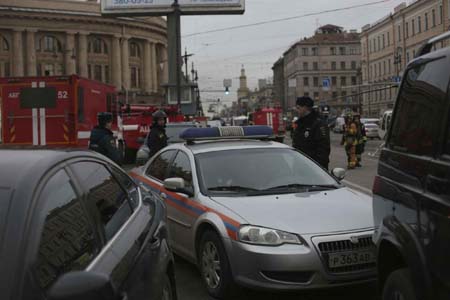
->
[89,112,122,165]
[147,110,168,158]
[292,97,331,170]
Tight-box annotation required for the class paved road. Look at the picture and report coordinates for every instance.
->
[126,134,383,300]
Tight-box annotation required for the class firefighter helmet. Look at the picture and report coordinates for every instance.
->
[152,110,167,119]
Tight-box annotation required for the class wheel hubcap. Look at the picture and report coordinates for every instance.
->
[201,241,221,289]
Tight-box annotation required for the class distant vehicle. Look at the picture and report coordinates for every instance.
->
[364,123,380,139]
[378,110,392,140]
[0,149,176,300]
[131,126,376,299]
[249,108,286,142]
[207,120,223,128]
[333,117,346,133]
[360,118,380,126]
[232,115,248,126]
[373,31,450,300]
[135,122,198,165]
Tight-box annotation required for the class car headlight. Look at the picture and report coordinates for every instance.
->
[238,226,302,246]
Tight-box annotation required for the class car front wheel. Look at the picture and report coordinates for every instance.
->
[199,230,235,299]
[382,268,417,300]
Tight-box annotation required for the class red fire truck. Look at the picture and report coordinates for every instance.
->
[0,75,121,148]
[120,104,185,162]
[249,107,286,142]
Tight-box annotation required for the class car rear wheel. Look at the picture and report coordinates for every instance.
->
[382,268,416,300]
[199,230,235,299]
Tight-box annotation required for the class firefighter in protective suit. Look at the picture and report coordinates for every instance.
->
[147,110,168,158]
[341,113,359,169]
[292,97,331,170]
[89,112,122,165]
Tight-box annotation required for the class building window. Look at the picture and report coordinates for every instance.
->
[412,19,415,35]
[104,66,110,84]
[406,22,409,38]
[303,62,308,71]
[339,47,346,55]
[340,76,347,86]
[313,62,318,71]
[383,61,386,75]
[340,61,346,70]
[38,36,62,53]
[131,67,140,88]
[0,36,9,52]
[406,52,410,62]
[370,66,373,78]
[330,47,336,55]
[302,48,309,56]
[313,77,319,87]
[332,91,338,99]
[382,34,385,48]
[313,92,319,99]
[303,77,309,86]
[398,25,401,41]
[331,76,337,85]
[432,9,436,27]
[304,92,310,97]
[341,91,347,99]
[44,64,55,76]
[312,47,318,56]
[94,65,102,82]
[377,36,381,51]
[88,64,92,79]
[331,62,336,70]
[388,59,391,74]
[351,61,357,70]
[351,76,357,85]
[425,13,429,31]
[130,42,141,58]
[379,63,381,77]
[387,32,390,46]
[417,16,421,33]
[440,5,443,24]
[89,38,108,54]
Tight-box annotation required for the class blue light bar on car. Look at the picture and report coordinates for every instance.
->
[180,126,273,141]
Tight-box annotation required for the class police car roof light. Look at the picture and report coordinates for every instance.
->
[180,126,273,142]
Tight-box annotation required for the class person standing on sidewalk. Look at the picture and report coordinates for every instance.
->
[292,97,331,170]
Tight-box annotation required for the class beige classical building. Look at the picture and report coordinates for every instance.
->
[0,0,168,104]
[282,25,361,114]
[360,0,450,117]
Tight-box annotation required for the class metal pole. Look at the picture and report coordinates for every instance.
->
[174,0,182,111]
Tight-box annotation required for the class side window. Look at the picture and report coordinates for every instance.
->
[111,167,140,209]
[71,162,133,241]
[169,151,194,190]
[389,58,450,155]
[146,150,176,181]
[33,170,98,293]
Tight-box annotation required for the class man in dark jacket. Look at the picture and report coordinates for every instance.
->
[89,112,122,165]
[147,110,168,158]
[292,97,331,170]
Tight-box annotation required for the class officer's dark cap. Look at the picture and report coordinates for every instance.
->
[97,112,113,125]
[152,110,167,119]
[296,96,314,108]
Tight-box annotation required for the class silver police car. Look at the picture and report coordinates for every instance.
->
[130,126,375,299]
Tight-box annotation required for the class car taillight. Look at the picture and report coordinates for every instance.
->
[372,175,381,195]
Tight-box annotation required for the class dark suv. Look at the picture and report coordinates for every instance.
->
[373,32,450,300]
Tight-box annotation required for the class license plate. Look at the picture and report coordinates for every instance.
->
[328,250,376,268]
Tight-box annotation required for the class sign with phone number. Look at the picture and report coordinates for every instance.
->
[102,0,244,15]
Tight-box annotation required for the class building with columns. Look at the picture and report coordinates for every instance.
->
[360,0,450,117]
[0,0,168,104]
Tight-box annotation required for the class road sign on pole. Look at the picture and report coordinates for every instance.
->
[322,77,331,91]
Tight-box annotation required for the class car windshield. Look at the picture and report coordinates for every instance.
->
[166,125,195,143]
[196,148,339,196]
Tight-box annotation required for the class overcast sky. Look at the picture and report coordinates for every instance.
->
[180,0,408,106]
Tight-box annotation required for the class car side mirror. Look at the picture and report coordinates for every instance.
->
[332,168,346,181]
[48,271,120,300]
[164,178,194,197]
[136,137,145,145]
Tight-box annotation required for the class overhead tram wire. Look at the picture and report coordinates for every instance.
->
[183,0,393,38]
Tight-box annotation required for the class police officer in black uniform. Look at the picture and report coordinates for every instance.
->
[147,110,168,158]
[89,112,122,165]
[292,97,331,170]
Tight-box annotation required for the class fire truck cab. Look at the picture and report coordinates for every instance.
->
[0,75,120,148]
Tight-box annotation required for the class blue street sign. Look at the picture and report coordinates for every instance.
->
[322,77,331,91]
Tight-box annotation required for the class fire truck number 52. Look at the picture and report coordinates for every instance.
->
[57,91,69,99]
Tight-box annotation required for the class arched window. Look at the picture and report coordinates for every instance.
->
[129,42,141,58]
[0,36,9,52]
[88,37,108,54]
[37,36,62,53]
